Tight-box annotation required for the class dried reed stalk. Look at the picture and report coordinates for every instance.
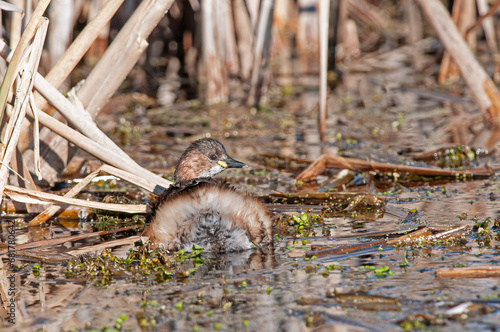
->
[348,0,388,30]
[233,0,254,81]
[417,0,500,134]
[475,0,498,54]
[8,0,23,50]
[271,0,293,84]
[245,0,260,29]
[404,0,423,44]
[437,0,463,84]
[24,106,172,190]
[202,0,228,104]
[296,0,319,74]
[4,184,148,214]
[0,39,172,190]
[76,0,176,117]
[221,0,239,76]
[247,0,274,107]
[0,19,48,199]
[35,0,125,111]
[0,0,50,122]
[47,0,74,69]
[318,0,330,142]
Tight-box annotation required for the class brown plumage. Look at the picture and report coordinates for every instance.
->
[143,138,273,252]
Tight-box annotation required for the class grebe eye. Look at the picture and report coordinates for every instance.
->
[209,154,218,161]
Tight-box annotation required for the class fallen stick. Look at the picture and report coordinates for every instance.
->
[0,225,141,255]
[4,184,148,214]
[436,266,500,278]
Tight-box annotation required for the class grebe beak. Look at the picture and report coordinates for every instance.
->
[218,157,246,169]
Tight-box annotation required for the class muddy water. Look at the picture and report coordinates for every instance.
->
[1,174,499,331]
[2,82,500,331]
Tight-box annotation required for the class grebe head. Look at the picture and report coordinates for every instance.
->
[173,138,246,183]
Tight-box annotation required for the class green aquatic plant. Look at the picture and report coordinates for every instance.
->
[64,242,207,285]
[359,265,393,278]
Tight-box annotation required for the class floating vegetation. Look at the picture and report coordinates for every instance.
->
[432,145,488,169]
[64,242,207,285]
[275,210,325,238]
[91,214,146,232]
[358,265,393,278]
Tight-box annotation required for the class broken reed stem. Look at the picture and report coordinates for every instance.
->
[202,0,228,104]
[0,39,172,191]
[28,94,41,180]
[416,0,500,129]
[233,0,254,81]
[318,0,330,142]
[34,0,125,112]
[76,0,176,117]
[247,0,274,107]
[0,19,48,199]
[28,164,157,226]
[476,0,498,54]
[0,40,134,161]
[8,0,23,51]
[465,0,500,38]
[0,0,50,122]
[23,106,171,190]
[4,184,148,214]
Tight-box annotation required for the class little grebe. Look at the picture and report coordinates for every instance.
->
[143,138,273,252]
